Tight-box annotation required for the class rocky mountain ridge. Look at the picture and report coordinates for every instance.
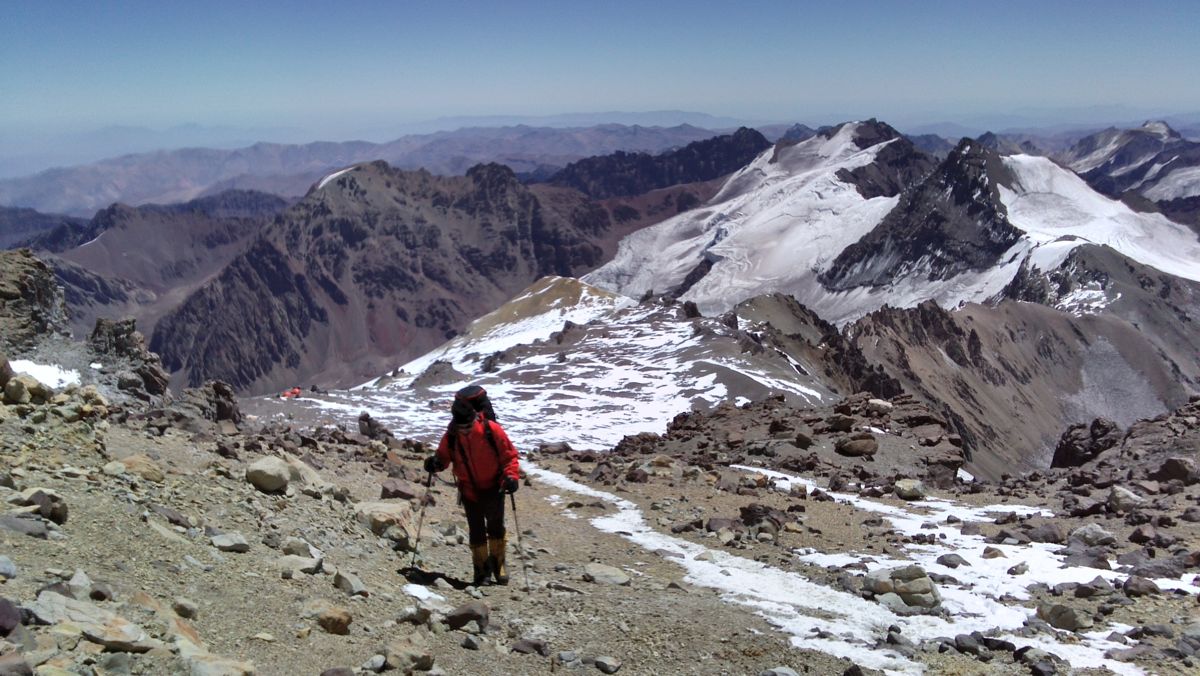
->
[545,127,770,199]
[26,191,288,338]
[1062,121,1200,230]
[147,162,675,394]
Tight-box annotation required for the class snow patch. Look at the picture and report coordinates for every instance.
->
[8,360,80,388]
[1143,165,1200,200]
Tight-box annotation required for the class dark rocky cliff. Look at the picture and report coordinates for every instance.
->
[150,161,622,393]
[547,128,769,199]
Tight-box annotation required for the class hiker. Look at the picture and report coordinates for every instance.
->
[424,385,520,586]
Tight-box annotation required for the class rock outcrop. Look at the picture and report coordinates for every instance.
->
[0,249,70,354]
[547,127,770,199]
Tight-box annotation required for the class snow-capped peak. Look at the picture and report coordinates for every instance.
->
[1140,120,1179,140]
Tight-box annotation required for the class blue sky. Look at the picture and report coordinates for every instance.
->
[2,0,1199,137]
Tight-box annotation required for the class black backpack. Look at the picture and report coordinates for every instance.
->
[453,384,497,423]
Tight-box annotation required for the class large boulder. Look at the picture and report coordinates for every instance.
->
[4,374,52,406]
[1150,457,1198,485]
[864,565,941,613]
[1037,603,1093,632]
[119,454,165,483]
[178,380,242,427]
[894,479,927,501]
[835,434,878,457]
[246,457,291,493]
[385,632,434,672]
[355,501,415,539]
[1050,418,1121,468]
[25,591,164,652]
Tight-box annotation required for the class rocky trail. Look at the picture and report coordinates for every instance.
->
[5,350,1200,675]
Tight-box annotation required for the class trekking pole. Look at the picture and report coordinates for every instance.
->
[509,492,533,591]
[408,471,434,568]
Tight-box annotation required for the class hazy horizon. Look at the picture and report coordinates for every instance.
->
[3,0,1199,175]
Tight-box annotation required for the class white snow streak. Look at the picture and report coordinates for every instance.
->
[317,166,355,190]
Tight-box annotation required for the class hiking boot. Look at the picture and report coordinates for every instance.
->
[488,535,509,585]
[470,543,491,586]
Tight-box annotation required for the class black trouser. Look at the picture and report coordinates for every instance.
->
[462,490,506,545]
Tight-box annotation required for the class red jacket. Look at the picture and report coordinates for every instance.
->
[436,416,520,502]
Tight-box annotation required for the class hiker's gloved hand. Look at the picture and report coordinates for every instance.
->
[503,476,520,494]
[423,456,442,474]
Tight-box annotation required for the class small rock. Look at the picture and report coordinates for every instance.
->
[594,656,622,674]
[317,606,353,635]
[583,563,630,586]
[67,569,93,598]
[1037,603,1093,632]
[381,478,419,501]
[334,571,368,597]
[17,487,68,524]
[361,655,387,673]
[1123,576,1160,597]
[211,532,250,553]
[936,554,969,569]
[276,555,323,577]
[444,601,489,631]
[865,399,894,416]
[558,651,579,664]
[119,454,165,483]
[355,501,415,539]
[1069,523,1115,547]
[397,605,433,625]
[1008,562,1030,575]
[320,670,354,676]
[385,633,434,672]
[461,635,482,650]
[0,556,16,580]
[511,638,549,656]
[173,597,199,619]
[281,536,321,558]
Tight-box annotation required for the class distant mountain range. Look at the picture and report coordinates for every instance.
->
[0,124,727,216]
[1061,121,1200,230]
